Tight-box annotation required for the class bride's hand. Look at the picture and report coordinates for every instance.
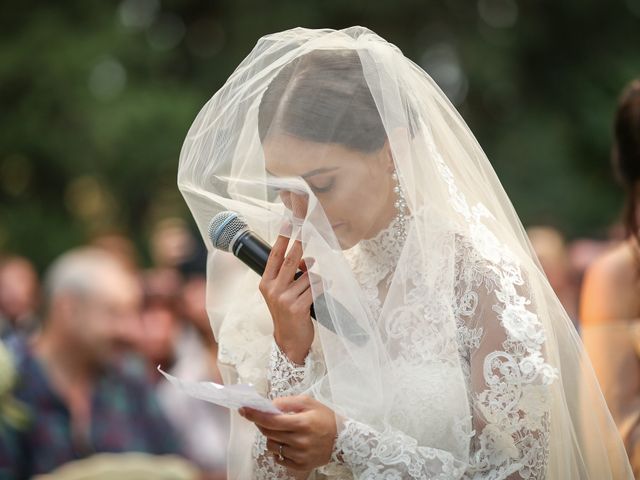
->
[240,395,337,471]
[259,234,314,364]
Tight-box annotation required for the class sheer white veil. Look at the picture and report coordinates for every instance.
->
[178,27,632,479]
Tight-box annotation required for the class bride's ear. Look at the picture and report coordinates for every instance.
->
[381,140,395,174]
[382,127,410,173]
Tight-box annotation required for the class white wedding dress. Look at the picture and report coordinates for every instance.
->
[250,212,552,479]
[178,26,633,480]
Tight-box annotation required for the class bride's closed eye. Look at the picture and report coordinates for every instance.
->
[308,177,335,193]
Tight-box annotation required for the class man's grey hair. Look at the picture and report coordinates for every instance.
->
[42,248,125,311]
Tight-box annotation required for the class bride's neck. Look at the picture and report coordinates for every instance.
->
[363,193,402,241]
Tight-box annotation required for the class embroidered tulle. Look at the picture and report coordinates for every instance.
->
[251,211,554,479]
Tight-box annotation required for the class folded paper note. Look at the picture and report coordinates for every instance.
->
[158,366,282,415]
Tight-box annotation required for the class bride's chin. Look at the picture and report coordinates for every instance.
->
[337,240,351,250]
[335,232,358,250]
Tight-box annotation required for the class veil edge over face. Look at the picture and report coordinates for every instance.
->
[178,26,633,479]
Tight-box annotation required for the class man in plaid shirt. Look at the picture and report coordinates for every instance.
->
[0,248,183,479]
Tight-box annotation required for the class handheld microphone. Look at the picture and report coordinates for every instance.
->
[208,211,367,345]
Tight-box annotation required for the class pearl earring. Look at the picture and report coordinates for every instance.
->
[392,170,408,240]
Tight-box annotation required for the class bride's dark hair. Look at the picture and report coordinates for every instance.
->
[612,79,640,248]
[258,49,387,153]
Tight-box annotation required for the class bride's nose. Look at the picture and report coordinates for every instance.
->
[279,190,309,218]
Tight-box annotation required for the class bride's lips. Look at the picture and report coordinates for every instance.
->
[331,222,346,229]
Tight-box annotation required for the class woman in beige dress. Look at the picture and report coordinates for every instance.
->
[581,78,640,476]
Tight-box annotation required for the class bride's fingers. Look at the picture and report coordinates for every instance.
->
[274,454,306,471]
[265,438,305,464]
[299,256,315,273]
[257,426,293,444]
[275,240,303,288]
[290,192,309,219]
[241,407,301,431]
[292,287,313,311]
[263,235,290,281]
[288,271,310,297]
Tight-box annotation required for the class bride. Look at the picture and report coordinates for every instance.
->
[177,27,633,479]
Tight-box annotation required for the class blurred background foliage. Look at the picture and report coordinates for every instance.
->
[1,0,639,269]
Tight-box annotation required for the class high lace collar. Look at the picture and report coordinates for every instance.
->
[354,213,409,267]
[343,214,413,312]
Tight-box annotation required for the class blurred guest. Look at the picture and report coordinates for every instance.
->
[581,78,640,475]
[0,248,182,478]
[149,218,195,269]
[153,246,229,479]
[138,267,183,377]
[0,255,40,339]
[568,237,614,285]
[527,225,580,325]
[89,230,140,273]
[0,340,29,478]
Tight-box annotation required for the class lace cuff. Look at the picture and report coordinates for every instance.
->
[330,418,467,479]
[267,340,316,399]
[250,341,321,480]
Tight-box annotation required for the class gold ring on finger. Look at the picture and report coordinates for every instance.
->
[278,443,285,461]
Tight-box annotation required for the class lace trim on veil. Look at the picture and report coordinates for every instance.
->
[429,139,558,386]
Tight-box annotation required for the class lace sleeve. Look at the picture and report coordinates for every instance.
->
[252,340,322,480]
[267,341,318,400]
[328,241,556,480]
[455,240,556,479]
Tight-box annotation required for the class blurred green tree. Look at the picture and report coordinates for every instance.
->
[1,0,638,269]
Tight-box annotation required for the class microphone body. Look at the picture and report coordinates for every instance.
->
[208,211,367,345]
[231,230,271,276]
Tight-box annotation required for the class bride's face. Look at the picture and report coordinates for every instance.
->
[264,134,397,249]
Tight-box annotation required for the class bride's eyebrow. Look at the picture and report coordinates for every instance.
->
[264,167,339,178]
[301,167,339,179]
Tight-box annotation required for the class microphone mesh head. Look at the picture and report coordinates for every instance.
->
[208,211,248,251]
